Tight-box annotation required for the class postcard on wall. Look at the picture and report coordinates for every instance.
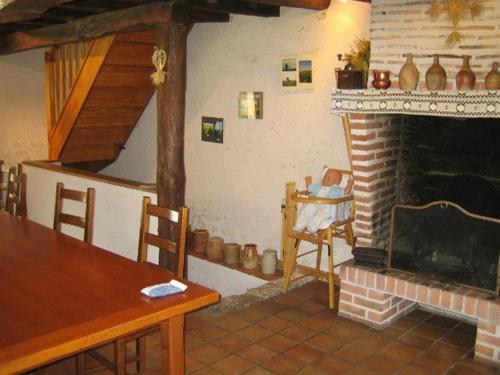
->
[239,92,263,120]
[281,55,313,89]
[201,117,223,144]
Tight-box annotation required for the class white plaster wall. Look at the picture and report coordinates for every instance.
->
[24,163,265,297]
[0,49,48,165]
[102,2,371,267]
[24,163,155,261]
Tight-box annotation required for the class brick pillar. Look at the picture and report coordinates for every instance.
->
[348,113,401,246]
[475,320,500,366]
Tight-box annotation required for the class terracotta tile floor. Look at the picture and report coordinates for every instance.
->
[29,282,499,375]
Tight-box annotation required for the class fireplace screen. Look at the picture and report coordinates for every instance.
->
[389,201,500,293]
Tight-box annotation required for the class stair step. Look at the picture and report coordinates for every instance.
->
[86,87,153,107]
[76,105,145,127]
[104,41,155,67]
[67,126,132,145]
[60,144,119,163]
[93,66,153,88]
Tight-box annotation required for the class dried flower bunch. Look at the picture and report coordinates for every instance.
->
[427,0,484,45]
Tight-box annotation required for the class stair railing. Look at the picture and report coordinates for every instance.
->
[45,41,94,133]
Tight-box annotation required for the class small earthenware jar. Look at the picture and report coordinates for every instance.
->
[206,236,224,261]
[223,243,241,265]
[261,249,277,275]
[191,229,209,255]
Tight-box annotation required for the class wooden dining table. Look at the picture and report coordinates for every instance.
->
[0,212,219,374]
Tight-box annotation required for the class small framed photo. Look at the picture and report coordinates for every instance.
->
[281,55,313,89]
[201,117,223,144]
[238,92,263,119]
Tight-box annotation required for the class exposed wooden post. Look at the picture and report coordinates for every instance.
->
[156,22,188,270]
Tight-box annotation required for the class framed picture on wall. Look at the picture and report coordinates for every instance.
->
[201,117,223,144]
[238,92,263,119]
[281,55,313,89]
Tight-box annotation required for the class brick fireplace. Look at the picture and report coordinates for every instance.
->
[331,0,500,367]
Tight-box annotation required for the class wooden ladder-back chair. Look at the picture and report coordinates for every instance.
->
[86,196,189,375]
[281,169,356,309]
[0,161,8,210]
[5,164,26,216]
[53,182,95,243]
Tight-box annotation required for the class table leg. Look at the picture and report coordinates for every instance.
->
[160,314,185,375]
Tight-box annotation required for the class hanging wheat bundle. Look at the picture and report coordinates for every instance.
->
[427,0,484,46]
[151,46,167,86]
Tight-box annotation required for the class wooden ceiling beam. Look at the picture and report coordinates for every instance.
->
[188,0,279,18]
[0,2,172,55]
[245,0,330,10]
[0,0,73,23]
[187,9,230,23]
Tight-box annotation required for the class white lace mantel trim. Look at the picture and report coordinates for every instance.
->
[331,89,500,118]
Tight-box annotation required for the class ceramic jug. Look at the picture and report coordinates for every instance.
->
[456,55,475,90]
[485,62,500,90]
[242,243,258,269]
[425,54,447,91]
[398,53,419,91]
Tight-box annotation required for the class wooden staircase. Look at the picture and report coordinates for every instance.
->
[45,30,156,171]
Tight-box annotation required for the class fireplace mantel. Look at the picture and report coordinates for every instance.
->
[331,89,500,118]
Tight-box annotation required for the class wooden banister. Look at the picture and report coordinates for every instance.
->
[44,40,95,133]
[46,36,115,160]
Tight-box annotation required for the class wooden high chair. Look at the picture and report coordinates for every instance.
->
[281,169,356,309]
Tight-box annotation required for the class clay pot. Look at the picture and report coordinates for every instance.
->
[398,53,419,91]
[191,229,209,255]
[372,70,391,90]
[261,249,277,275]
[485,62,500,90]
[241,243,258,270]
[223,243,240,265]
[206,236,224,261]
[425,54,447,91]
[456,55,475,90]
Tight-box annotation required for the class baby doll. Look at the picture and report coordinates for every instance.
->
[293,167,353,233]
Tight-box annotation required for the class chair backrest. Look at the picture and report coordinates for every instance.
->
[5,164,25,216]
[138,196,189,278]
[53,182,95,243]
[0,161,8,209]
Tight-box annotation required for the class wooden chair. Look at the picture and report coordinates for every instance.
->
[86,196,189,374]
[281,171,356,309]
[53,182,95,243]
[0,161,8,210]
[5,164,26,216]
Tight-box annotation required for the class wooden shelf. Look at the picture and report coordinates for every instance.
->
[188,251,284,281]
